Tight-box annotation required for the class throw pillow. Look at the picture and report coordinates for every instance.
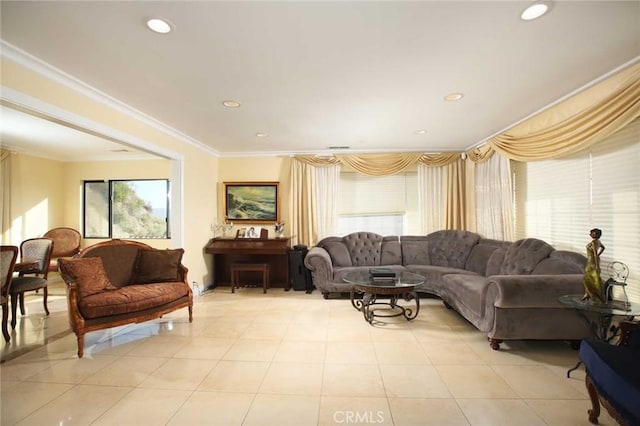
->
[133,248,184,284]
[58,257,117,298]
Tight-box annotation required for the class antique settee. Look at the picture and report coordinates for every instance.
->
[58,239,193,357]
[304,230,593,349]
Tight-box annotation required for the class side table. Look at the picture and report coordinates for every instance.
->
[558,294,640,377]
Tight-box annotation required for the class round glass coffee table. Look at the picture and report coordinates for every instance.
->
[343,270,425,324]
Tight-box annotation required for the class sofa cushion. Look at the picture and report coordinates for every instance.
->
[440,274,491,324]
[133,248,184,284]
[425,230,480,269]
[401,236,430,266]
[409,265,477,296]
[500,238,554,275]
[532,250,586,275]
[78,282,190,319]
[486,248,506,276]
[380,236,402,265]
[465,240,509,276]
[319,239,353,267]
[343,232,382,266]
[58,257,117,299]
[82,244,141,287]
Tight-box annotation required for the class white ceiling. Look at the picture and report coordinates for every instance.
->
[1,1,639,159]
[0,105,160,161]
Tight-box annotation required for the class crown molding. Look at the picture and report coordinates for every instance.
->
[1,39,219,157]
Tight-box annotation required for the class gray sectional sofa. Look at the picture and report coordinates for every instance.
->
[304,230,594,349]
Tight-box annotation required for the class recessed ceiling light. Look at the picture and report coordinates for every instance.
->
[146,18,172,34]
[222,100,241,108]
[444,93,464,101]
[255,132,268,138]
[414,129,427,135]
[521,2,550,21]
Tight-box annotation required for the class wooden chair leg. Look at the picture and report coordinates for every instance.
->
[2,304,10,342]
[19,292,26,315]
[43,286,49,316]
[76,333,85,358]
[585,374,601,424]
[10,293,18,329]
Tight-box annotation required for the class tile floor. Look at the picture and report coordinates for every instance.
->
[1,280,617,425]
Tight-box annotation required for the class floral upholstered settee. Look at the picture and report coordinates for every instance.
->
[304,230,594,349]
[58,239,193,357]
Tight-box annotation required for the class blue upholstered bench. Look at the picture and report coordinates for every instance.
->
[579,321,640,425]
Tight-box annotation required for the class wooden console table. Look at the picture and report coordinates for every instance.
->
[205,237,291,290]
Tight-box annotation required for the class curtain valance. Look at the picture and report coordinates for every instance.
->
[293,152,461,176]
[484,63,640,161]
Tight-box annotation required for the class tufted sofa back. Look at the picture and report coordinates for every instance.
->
[343,232,383,266]
[316,232,385,267]
[425,230,481,269]
[500,238,554,275]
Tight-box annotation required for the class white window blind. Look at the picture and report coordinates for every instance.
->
[516,118,640,303]
[517,153,590,252]
[338,172,419,236]
[590,120,639,303]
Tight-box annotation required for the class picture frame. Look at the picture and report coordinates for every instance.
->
[224,181,280,223]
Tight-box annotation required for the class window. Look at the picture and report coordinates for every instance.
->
[83,179,170,239]
[515,118,640,302]
[337,172,419,236]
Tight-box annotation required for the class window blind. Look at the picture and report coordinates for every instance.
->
[589,119,639,303]
[338,172,419,236]
[516,118,640,303]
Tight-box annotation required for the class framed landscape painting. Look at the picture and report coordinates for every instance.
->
[224,181,279,223]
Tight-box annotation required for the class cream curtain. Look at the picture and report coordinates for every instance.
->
[289,159,318,247]
[445,158,466,230]
[315,163,340,241]
[474,153,514,241]
[0,150,11,245]
[417,163,446,234]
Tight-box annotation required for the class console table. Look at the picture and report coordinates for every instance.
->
[205,237,291,290]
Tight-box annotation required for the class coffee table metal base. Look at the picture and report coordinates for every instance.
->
[350,285,420,324]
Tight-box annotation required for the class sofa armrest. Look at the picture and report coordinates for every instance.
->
[487,274,585,308]
[304,247,334,283]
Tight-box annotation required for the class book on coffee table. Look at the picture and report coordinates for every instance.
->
[369,268,396,279]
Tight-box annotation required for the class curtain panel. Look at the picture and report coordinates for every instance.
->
[289,159,318,247]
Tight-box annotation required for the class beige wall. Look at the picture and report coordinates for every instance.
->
[217,156,291,237]
[8,153,65,243]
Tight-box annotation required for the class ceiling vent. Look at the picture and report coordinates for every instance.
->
[327,146,350,150]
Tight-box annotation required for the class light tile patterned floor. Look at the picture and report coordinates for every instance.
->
[1,282,618,425]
